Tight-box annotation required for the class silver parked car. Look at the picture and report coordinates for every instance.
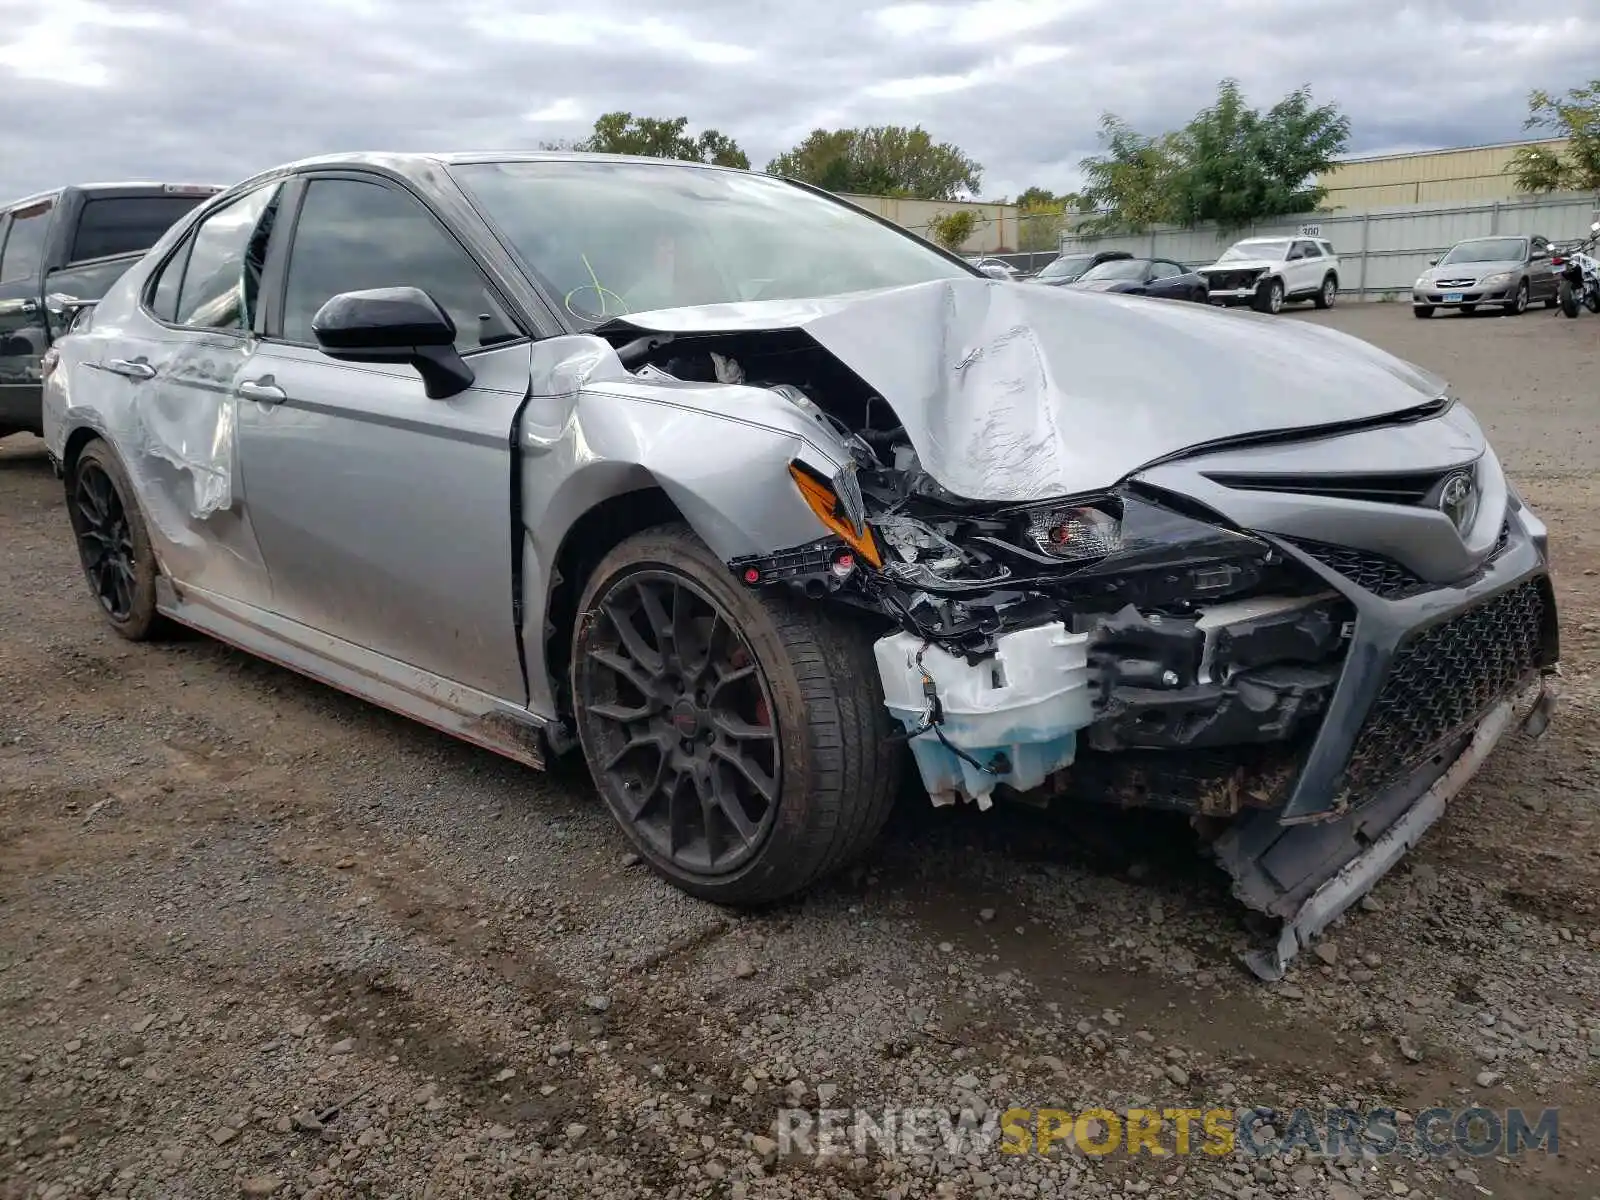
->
[1412,235,1560,317]
[41,152,1560,978]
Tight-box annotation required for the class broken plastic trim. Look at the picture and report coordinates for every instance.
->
[1240,678,1554,981]
[787,460,883,568]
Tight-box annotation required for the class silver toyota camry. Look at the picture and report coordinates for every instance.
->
[40,152,1560,978]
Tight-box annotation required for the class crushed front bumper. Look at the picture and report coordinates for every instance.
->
[1413,284,1517,307]
[871,505,1559,978]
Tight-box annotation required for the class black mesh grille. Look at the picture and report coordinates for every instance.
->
[1287,538,1431,600]
[1337,580,1545,799]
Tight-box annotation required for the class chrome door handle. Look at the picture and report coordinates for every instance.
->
[106,358,156,380]
[238,378,286,403]
[19,298,39,315]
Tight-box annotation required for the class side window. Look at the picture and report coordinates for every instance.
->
[146,240,191,323]
[1148,261,1182,279]
[0,204,53,284]
[279,179,517,352]
[1295,240,1321,259]
[171,184,283,331]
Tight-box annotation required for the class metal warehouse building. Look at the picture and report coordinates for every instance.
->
[1316,138,1570,209]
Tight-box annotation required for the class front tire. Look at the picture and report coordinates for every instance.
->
[1252,277,1284,314]
[570,525,900,905]
[1313,274,1338,309]
[64,439,168,641]
[1413,306,1434,318]
[1504,279,1528,315]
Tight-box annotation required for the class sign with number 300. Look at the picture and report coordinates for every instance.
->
[1299,223,1322,237]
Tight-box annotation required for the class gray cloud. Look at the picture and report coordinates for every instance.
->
[3,0,1597,203]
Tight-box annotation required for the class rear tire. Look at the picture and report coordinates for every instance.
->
[1413,306,1434,318]
[1313,274,1337,309]
[64,439,169,641]
[570,524,901,905]
[1559,279,1580,318]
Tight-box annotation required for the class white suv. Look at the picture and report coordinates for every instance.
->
[1197,236,1340,314]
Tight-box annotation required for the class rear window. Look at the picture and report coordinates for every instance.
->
[69,195,208,263]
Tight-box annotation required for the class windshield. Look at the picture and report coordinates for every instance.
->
[1080,258,1147,281]
[1219,240,1289,262]
[1037,254,1092,280]
[1439,237,1527,265]
[450,159,973,325]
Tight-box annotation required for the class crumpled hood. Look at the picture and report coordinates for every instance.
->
[601,277,1448,503]
[1198,259,1278,275]
[1417,259,1522,284]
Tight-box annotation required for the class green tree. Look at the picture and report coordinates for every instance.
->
[1169,80,1350,230]
[577,112,750,167]
[928,209,979,250]
[1013,187,1088,251]
[767,126,982,200]
[1506,79,1600,194]
[1077,116,1184,233]
[1078,81,1350,233]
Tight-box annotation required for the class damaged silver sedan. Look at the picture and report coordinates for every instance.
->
[41,152,1559,978]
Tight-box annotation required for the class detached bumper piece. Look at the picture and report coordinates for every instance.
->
[1223,678,1553,981]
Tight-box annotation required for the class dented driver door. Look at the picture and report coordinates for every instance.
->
[229,174,531,704]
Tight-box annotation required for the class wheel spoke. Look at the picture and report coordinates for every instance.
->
[711,741,778,804]
[706,660,756,705]
[672,587,704,674]
[636,582,673,648]
[590,647,659,702]
[666,771,694,856]
[589,698,656,723]
[692,770,724,866]
[712,712,775,743]
[710,766,761,847]
[603,596,664,676]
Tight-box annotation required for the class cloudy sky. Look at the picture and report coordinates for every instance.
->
[4,0,1598,204]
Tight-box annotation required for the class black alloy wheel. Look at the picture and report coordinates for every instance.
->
[578,568,781,876]
[73,459,138,620]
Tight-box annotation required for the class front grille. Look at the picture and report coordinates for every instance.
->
[1208,470,1448,505]
[1337,579,1545,799]
[1286,538,1430,600]
[1206,269,1263,290]
[1436,277,1479,288]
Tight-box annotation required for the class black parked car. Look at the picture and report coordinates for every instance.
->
[0,182,223,439]
[1068,256,1209,303]
[1029,249,1134,287]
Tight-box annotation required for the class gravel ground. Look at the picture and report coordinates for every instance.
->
[2,301,1598,1199]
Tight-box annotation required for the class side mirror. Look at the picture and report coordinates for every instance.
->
[1427,256,1439,266]
[312,286,473,400]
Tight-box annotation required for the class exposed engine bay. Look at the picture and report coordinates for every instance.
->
[608,326,1356,820]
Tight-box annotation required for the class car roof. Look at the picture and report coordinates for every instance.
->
[3,181,227,212]
[241,149,748,186]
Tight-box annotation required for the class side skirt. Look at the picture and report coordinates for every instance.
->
[156,578,550,770]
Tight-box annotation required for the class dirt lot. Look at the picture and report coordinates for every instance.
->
[3,302,1598,1200]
